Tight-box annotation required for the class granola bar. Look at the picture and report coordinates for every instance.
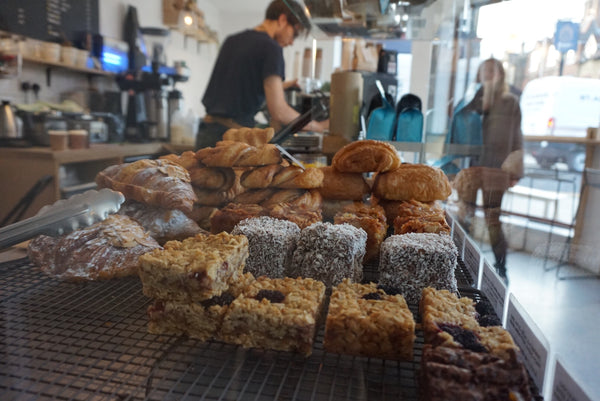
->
[138,232,249,302]
[147,273,255,341]
[324,280,415,360]
[419,345,533,401]
[420,287,519,362]
[219,276,326,356]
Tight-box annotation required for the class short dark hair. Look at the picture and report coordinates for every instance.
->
[265,0,311,36]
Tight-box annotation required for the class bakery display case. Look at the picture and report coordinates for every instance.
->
[1,0,599,400]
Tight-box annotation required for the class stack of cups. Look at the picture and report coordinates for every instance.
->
[68,130,89,149]
[48,130,69,151]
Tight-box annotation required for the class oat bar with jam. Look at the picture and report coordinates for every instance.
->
[324,279,416,360]
[219,276,326,356]
[138,232,248,303]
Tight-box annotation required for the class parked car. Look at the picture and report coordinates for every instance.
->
[520,76,600,172]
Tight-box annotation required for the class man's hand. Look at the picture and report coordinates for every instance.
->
[282,79,300,90]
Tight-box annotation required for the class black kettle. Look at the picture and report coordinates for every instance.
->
[0,100,19,139]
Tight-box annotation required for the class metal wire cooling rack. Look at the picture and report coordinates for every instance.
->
[0,256,478,401]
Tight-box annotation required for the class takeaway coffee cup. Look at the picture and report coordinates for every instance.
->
[48,130,69,151]
[68,129,89,149]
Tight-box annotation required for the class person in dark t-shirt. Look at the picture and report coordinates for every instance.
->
[197,0,329,149]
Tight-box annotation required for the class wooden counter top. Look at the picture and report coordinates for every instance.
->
[0,142,167,163]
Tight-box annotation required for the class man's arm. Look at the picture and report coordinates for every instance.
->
[264,75,328,132]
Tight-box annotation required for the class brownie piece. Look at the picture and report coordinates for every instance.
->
[291,222,367,286]
[419,345,532,401]
[138,232,249,302]
[219,276,326,356]
[147,273,255,341]
[420,287,519,362]
[231,216,300,278]
[379,233,458,304]
[324,280,415,360]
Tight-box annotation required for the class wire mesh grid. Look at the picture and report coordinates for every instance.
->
[1,256,475,401]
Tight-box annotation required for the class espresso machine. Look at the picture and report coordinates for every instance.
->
[118,6,189,142]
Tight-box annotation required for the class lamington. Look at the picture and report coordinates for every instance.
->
[146,273,255,341]
[419,344,533,401]
[219,276,326,356]
[138,232,249,303]
[420,287,519,362]
[231,216,300,278]
[291,222,367,286]
[378,233,458,304]
[324,280,415,360]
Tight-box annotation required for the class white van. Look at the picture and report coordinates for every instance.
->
[521,76,600,137]
[520,76,600,171]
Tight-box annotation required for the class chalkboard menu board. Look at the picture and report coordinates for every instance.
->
[0,0,99,44]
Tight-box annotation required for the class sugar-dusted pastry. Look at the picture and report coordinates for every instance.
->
[138,232,248,303]
[220,276,326,356]
[291,222,367,286]
[231,216,300,278]
[118,201,206,244]
[28,214,161,281]
[372,163,452,202]
[379,233,458,304]
[324,280,415,360]
[95,158,196,213]
[331,139,401,173]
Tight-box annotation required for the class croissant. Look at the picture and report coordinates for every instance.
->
[159,151,201,170]
[240,165,323,189]
[209,203,269,234]
[372,163,452,202]
[334,203,388,263]
[240,164,284,188]
[379,199,445,227]
[196,141,282,167]
[186,204,219,231]
[196,140,250,167]
[262,189,323,210]
[267,203,322,229]
[234,143,281,166]
[95,159,197,213]
[223,127,275,146]
[317,166,370,200]
[118,201,206,244]
[27,214,161,281]
[233,188,278,205]
[331,140,401,173]
[189,166,236,191]
[270,166,324,189]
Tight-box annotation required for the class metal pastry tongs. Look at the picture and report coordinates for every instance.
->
[0,188,125,251]
[270,95,329,170]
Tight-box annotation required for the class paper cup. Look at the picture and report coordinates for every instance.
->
[68,130,89,149]
[48,130,69,151]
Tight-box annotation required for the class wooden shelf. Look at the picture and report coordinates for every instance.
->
[21,55,114,80]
